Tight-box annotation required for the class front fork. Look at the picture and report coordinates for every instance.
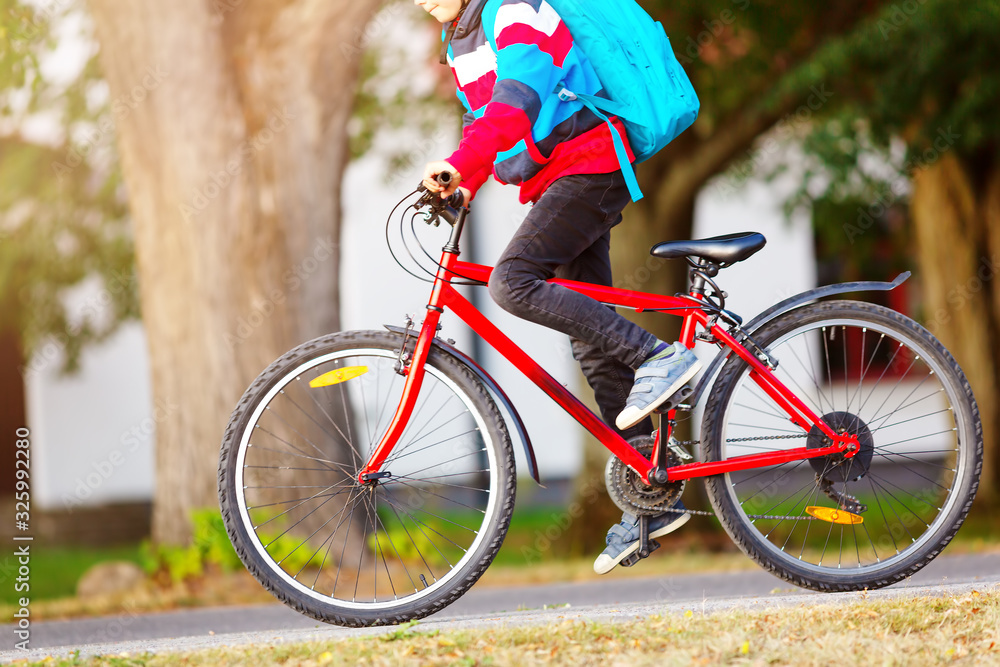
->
[356,215,465,483]
[357,306,441,484]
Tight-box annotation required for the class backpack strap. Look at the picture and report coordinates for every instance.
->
[440,0,490,64]
[439,21,460,64]
[557,87,644,202]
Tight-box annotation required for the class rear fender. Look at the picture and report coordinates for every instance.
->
[688,272,912,407]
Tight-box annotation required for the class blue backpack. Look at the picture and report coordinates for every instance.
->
[547,0,700,201]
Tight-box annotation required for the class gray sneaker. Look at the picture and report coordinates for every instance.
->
[593,504,691,574]
[616,342,701,431]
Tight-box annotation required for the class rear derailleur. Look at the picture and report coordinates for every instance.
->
[817,475,868,514]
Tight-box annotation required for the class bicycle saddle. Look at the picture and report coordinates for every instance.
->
[650,232,766,265]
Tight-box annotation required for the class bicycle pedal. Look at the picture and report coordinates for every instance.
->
[620,539,661,567]
[654,385,694,414]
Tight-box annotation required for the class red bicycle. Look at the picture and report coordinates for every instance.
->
[219,181,982,627]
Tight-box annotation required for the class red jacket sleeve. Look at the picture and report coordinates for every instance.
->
[447,4,568,187]
[457,110,492,200]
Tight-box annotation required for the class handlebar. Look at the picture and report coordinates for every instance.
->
[418,172,467,211]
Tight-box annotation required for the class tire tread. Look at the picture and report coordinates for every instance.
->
[219,330,516,626]
[702,301,982,591]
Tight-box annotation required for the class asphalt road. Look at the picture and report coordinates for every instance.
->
[2,552,998,663]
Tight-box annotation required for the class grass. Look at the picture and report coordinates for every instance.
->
[0,546,144,606]
[9,587,1000,665]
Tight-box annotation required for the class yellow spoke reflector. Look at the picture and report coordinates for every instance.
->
[805,506,863,525]
[309,366,368,388]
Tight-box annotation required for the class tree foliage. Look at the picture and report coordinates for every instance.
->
[773,0,999,241]
[778,0,1000,500]
[0,0,136,371]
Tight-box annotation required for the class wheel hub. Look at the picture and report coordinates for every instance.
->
[605,436,685,516]
[807,411,874,482]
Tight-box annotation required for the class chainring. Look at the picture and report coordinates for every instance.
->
[604,436,686,517]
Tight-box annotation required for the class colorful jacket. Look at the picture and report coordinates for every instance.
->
[444,0,634,204]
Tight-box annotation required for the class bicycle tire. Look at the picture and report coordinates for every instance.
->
[702,300,982,591]
[219,330,516,626]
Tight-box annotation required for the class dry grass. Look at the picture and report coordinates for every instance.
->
[11,587,1000,666]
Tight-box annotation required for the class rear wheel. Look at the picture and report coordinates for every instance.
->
[703,301,982,591]
[219,330,516,626]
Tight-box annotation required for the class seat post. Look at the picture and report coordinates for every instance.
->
[688,258,719,296]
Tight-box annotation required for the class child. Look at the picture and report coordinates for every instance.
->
[415,0,701,573]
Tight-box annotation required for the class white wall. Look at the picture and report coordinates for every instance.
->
[25,277,156,510]
[693,171,817,333]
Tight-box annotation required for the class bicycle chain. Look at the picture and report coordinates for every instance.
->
[668,432,818,521]
[667,506,818,521]
[671,432,809,448]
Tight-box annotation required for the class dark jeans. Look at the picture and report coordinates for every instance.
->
[488,171,658,440]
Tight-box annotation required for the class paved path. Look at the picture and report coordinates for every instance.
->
[3,552,998,663]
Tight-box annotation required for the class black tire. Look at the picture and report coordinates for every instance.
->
[219,330,516,626]
[703,301,982,591]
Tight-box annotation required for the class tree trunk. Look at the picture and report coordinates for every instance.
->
[88,0,381,544]
[910,152,1000,504]
[0,328,26,497]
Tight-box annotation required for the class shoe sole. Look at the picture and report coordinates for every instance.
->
[615,360,702,431]
[593,513,691,575]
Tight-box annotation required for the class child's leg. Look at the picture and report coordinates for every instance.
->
[553,231,654,441]
[488,171,658,384]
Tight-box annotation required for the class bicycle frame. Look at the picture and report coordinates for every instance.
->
[359,209,858,486]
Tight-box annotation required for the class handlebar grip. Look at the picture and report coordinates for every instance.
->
[436,171,465,208]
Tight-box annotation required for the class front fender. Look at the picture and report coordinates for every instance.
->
[688,272,911,407]
[383,325,540,484]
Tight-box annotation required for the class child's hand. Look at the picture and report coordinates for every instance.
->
[422,161,463,198]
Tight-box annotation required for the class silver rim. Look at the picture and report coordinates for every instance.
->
[716,316,970,576]
[233,346,500,610]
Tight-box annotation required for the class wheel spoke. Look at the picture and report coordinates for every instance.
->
[870,407,952,433]
[296,376,363,470]
[382,488,459,570]
[709,304,978,586]
[261,408,356,479]
[250,433,340,471]
[384,427,481,466]
[254,485,355,529]
[789,331,834,415]
[221,338,511,621]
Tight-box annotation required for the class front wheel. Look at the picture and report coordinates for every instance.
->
[219,330,516,626]
[703,301,982,591]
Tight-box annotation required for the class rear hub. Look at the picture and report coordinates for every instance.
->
[807,411,874,483]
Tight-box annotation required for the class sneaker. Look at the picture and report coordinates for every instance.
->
[593,503,691,575]
[615,342,701,431]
